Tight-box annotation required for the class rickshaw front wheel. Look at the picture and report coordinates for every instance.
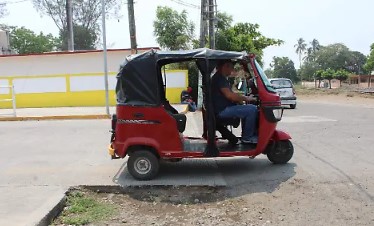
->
[128,150,159,180]
[267,140,294,164]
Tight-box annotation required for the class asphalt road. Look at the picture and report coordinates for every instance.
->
[0,100,373,225]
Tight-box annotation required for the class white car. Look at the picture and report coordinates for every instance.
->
[269,78,297,109]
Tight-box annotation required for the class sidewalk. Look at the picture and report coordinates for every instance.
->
[0,105,189,121]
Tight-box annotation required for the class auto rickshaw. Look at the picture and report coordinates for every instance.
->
[108,48,293,180]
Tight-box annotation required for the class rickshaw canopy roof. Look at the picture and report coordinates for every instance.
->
[116,48,249,106]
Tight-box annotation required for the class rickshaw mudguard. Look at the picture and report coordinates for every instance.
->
[116,137,161,158]
[271,130,292,141]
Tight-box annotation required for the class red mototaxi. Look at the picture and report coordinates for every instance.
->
[108,48,293,180]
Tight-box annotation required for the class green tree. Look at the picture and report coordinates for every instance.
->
[304,39,320,63]
[299,61,320,82]
[303,47,313,62]
[322,68,335,89]
[8,26,60,54]
[215,22,283,62]
[315,69,324,88]
[294,38,307,69]
[59,24,97,50]
[153,6,195,50]
[216,12,233,31]
[335,69,349,86]
[345,51,367,74]
[315,43,351,71]
[32,0,121,50]
[364,43,374,87]
[310,39,320,55]
[264,68,274,78]
[364,43,374,73]
[270,56,298,82]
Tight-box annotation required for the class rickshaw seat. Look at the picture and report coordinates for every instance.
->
[170,113,187,133]
[161,100,186,133]
[215,116,240,144]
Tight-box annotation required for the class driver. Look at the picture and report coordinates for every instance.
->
[212,60,258,144]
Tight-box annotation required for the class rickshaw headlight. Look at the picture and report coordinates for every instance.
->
[272,108,283,120]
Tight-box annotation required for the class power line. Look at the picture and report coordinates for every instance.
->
[170,0,200,9]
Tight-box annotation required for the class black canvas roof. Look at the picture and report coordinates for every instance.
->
[124,48,247,65]
[116,48,249,105]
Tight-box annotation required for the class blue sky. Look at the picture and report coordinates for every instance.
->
[1,0,373,69]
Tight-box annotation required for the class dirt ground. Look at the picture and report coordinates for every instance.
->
[297,92,374,108]
[55,181,373,226]
[295,85,374,107]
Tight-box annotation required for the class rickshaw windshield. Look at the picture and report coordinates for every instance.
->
[254,60,276,93]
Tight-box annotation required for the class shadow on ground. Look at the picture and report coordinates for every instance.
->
[111,157,296,204]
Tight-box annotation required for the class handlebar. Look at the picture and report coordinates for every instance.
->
[243,94,259,106]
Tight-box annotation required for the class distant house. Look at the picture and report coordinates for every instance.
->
[349,74,373,88]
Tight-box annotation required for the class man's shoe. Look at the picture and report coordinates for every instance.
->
[241,136,258,144]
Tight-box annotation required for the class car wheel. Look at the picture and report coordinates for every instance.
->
[127,150,159,180]
[290,104,296,109]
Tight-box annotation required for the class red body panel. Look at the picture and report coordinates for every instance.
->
[114,106,183,158]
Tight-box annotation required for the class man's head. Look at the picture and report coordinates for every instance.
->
[187,87,192,93]
[217,60,234,77]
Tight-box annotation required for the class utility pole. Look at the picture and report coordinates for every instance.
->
[208,0,215,49]
[199,0,206,48]
[101,0,110,115]
[66,0,74,51]
[127,0,137,54]
[197,0,207,109]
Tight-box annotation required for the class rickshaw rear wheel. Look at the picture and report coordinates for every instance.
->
[267,140,294,164]
[128,150,159,180]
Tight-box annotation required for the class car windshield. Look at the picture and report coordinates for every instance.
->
[270,79,293,88]
[254,60,276,93]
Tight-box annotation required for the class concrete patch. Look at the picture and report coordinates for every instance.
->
[114,159,227,187]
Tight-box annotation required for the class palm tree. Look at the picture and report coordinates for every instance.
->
[310,39,320,54]
[310,39,320,62]
[303,47,313,62]
[294,38,307,82]
[294,38,307,69]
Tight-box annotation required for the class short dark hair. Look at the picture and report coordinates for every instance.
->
[217,59,233,68]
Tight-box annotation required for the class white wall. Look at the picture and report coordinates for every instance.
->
[0,49,145,76]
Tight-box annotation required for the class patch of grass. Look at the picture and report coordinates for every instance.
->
[55,191,117,225]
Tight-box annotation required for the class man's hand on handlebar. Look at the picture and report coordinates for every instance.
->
[244,94,258,104]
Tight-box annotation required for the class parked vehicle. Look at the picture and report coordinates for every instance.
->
[108,48,294,180]
[269,78,297,109]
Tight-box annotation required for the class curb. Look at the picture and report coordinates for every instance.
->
[36,193,67,226]
[35,185,124,226]
[0,114,110,121]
